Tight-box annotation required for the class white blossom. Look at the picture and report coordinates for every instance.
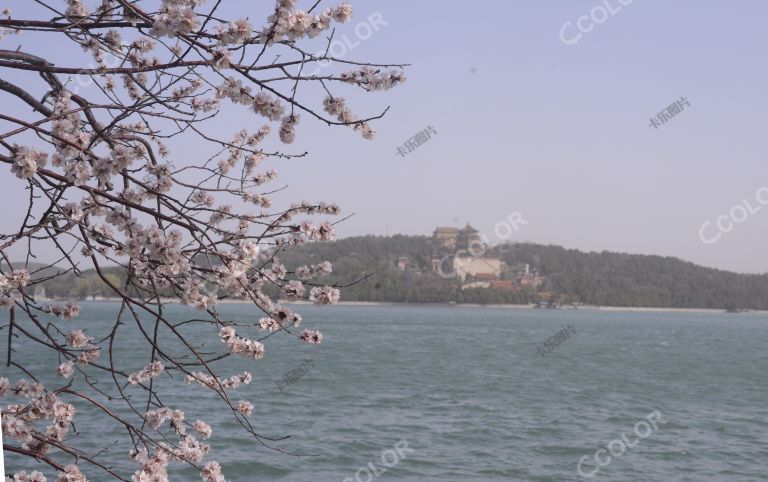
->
[76,346,101,365]
[279,114,299,144]
[331,3,353,23]
[128,361,165,385]
[219,326,265,360]
[201,461,227,482]
[253,91,285,121]
[57,361,75,378]
[299,329,324,344]
[185,371,252,390]
[65,0,88,17]
[151,2,200,38]
[309,285,340,305]
[57,464,88,482]
[236,400,253,416]
[46,301,81,320]
[8,471,47,482]
[192,419,212,439]
[11,146,47,179]
[66,329,92,348]
[218,18,252,45]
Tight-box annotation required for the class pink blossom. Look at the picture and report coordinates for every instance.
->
[57,464,88,482]
[66,330,91,348]
[236,400,254,416]
[192,419,213,439]
[57,361,75,378]
[11,146,47,179]
[309,286,341,305]
[202,461,227,482]
[299,329,324,345]
[128,361,165,385]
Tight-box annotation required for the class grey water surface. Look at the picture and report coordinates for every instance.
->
[3,302,768,481]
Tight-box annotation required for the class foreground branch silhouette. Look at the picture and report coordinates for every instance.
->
[0,1,404,480]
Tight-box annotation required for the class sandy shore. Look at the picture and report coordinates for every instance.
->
[61,297,767,314]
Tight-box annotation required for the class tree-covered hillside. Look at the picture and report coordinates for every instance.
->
[495,243,768,309]
[278,235,768,309]
[16,235,768,309]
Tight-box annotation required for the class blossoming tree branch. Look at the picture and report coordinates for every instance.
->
[0,0,405,480]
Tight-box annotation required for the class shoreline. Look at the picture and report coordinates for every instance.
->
[56,297,768,314]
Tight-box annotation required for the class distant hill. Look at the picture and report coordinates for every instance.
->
[277,235,768,310]
[15,235,768,310]
[499,242,768,309]
[1,261,63,279]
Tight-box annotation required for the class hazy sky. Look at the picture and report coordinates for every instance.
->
[1,1,767,273]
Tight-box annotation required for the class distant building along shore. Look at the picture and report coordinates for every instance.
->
[402,223,548,292]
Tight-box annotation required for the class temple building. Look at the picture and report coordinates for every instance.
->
[456,223,481,250]
[433,223,483,250]
[430,222,546,289]
[433,226,460,249]
[452,255,503,282]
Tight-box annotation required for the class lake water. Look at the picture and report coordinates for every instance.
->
[2,303,768,481]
